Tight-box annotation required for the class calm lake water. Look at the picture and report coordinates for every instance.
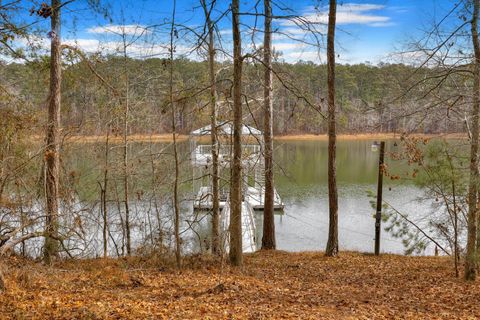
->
[60,138,434,257]
[268,139,431,254]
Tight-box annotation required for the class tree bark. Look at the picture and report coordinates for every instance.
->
[229,0,243,266]
[102,125,110,258]
[452,179,459,278]
[261,0,276,250]
[121,33,131,256]
[201,0,220,255]
[44,0,61,264]
[325,0,339,257]
[0,269,4,292]
[170,0,182,269]
[465,0,480,281]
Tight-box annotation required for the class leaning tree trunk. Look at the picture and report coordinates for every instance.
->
[465,0,480,281]
[261,0,276,250]
[170,0,182,269]
[44,0,61,264]
[201,0,220,255]
[229,0,243,266]
[325,0,339,257]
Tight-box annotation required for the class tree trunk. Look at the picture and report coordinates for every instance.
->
[201,0,220,255]
[261,0,276,250]
[122,34,131,256]
[325,0,339,257]
[102,125,110,258]
[44,0,61,264]
[229,0,243,266]
[0,269,4,292]
[465,0,480,281]
[170,0,181,269]
[452,179,459,278]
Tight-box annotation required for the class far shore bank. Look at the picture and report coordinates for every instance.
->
[273,132,467,141]
[29,132,467,143]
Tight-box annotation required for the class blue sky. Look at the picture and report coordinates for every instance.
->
[13,0,462,64]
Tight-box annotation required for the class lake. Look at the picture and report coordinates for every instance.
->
[269,139,430,254]
[58,137,434,257]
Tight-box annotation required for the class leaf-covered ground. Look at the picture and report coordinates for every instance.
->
[1,251,479,319]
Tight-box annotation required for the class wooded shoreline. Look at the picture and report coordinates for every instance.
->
[4,0,480,315]
[29,133,469,144]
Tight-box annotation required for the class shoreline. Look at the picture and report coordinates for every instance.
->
[274,132,467,141]
[28,133,467,144]
[39,132,468,143]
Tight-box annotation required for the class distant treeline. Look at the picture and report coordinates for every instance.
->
[1,57,468,135]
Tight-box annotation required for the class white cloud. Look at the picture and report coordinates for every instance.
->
[272,42,307,51]
[271,2,394,63]
[16,35,49,48]
[368,22,396,27]
[338,4,385,12]
[86,24,151,36]
[218,29,232,35]
[281,26,326,36]
[64,38,193,59]
[386,50,429,65]
[281,50,324,63]
[388,6,409,14]
[14,35,192,60]
[282,3,391,27]
[64,39,101,52]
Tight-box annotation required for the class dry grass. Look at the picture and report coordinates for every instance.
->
[0,251,478,319]
[27,133,467,144]
[30,134,189,144]
[27,133,467,143]
[274,133,468,141]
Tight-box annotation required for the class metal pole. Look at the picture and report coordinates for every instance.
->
[375,141,385,256]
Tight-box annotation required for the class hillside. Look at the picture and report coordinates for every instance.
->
[0,251,477,319]
[1,59,463,136]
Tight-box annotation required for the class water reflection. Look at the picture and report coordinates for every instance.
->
[55,138,433,257]
[263,139,432,254]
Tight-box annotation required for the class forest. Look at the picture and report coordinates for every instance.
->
[2,59,463,136]
[2,0,480,319]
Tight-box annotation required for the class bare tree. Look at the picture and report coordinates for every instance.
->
[170,0,182,268]
[121,30,132,256]
[229,0,243,266]
[44,0,62,264]
[325,0,338,257]
[465,0,479,281]
[261,0,275,250]
[101,125,110,258]
[200,0,220,255]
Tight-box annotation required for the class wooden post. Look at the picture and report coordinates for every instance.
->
[374,141,385,256]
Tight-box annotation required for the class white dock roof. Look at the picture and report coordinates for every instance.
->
[190,121,262,136]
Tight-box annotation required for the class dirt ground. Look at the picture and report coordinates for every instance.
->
[0,251,478,319]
